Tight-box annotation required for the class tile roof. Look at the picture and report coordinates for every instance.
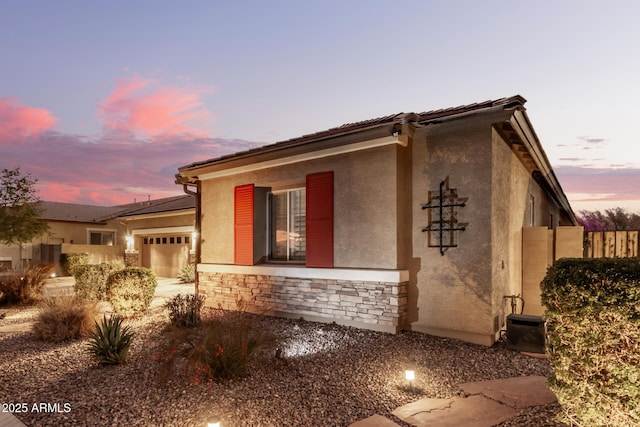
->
[116,195,195,217]
[38,202,124,223]
[38,195,195,223]
[178,95,526,172]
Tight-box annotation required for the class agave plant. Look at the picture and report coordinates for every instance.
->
[86,315,134,365]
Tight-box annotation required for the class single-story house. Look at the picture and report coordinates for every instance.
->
[176,95,582,346]
[0,195,195,278]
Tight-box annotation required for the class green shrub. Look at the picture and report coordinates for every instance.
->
[166,293,205,328]
[106,267,157,317]
[87,315,134,365]
[0,263,53,305]
[60,253,88,276]
[73,263,118,301]
[33,295,98,342]
[542,258,640,426]
[158,307,277,382]
[177,263,195,283]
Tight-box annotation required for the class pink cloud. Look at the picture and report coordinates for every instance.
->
[0,98,56,140]
[99,76,215,137]
[1,128,260,205]
[0,84,259,206]
[555,166,640,211]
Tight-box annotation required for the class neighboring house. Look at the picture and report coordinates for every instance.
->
[118,195,196,278]
[176,95,581,346]
[0,195,195,278]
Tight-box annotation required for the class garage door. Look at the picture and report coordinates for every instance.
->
[140,233,191,278]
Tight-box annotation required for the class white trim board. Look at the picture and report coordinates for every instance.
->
[198,135,409,180]
[198,263,409,283]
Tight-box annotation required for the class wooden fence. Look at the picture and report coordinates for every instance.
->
[585,230,639,258]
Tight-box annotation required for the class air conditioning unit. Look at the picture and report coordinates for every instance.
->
[506,314,546,354]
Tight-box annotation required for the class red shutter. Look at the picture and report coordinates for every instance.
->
[306,171,334,267]
[234,184,254,265]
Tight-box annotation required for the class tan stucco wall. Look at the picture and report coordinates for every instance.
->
[409,117,496,345]
[199,144,407,269]
[409,114,572,345]
[490,129,551,326]
[33,219,126,246]
[61,243,124,264]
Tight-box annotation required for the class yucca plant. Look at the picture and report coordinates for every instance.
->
[86,315,134,365]
[177,264,196,283]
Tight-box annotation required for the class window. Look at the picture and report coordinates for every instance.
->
[528,195,535,226]
[89,231,115,246]
[170,237,175,244]
[269,188,306,261]
[177,236,182,244]
[234,171,334,267]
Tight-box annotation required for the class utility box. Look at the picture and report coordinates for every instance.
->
[506,314,546,354]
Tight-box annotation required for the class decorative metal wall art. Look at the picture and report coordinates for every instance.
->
[421,176,468,255]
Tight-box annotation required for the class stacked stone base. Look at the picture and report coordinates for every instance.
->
[198,268,408,333]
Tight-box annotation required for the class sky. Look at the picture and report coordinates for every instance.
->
[1,1,639,214]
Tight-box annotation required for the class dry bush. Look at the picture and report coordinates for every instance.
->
[0,263,53,305]
[158,304,278,382]
[33,295,99,342]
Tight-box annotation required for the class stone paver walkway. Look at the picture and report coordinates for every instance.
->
[349,375,556,427]
[0,410,27,427]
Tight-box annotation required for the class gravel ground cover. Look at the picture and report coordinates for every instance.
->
[0,305,565,426]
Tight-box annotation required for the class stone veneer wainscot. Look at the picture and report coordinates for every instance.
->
[197,264,409,333]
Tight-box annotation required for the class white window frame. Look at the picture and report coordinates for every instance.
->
[267,187,306,262]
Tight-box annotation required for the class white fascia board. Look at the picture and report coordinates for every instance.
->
[131,225,194,236]
[197,263,410,283]
[198,135,408,180]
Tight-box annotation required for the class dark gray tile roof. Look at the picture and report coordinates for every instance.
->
[179,95,526,172]
[38,202,124,223]
[38,195,195,223]
[116,195,195,217]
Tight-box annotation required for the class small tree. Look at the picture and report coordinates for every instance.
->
[0,167,49,245]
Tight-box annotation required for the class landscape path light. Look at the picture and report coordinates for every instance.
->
[405,369,415,388]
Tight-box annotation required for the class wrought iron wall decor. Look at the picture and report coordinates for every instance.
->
[421,176,468,255]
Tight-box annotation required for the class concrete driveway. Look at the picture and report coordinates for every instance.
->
[42,276,196,309]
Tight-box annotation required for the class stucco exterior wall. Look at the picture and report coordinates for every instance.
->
[33,219,126,246]
[490,128,542,331]
[60,243,124,264]
[409,116,496,346]
[200,144,405,269]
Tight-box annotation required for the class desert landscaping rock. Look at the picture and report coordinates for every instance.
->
[348,414,402,427]
[1,303,565,426]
